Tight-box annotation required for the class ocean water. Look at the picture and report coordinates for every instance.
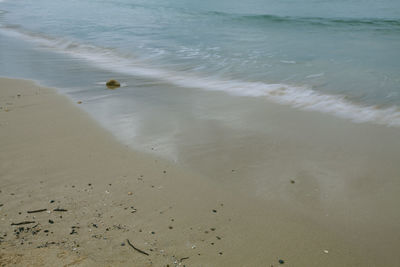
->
[1,0,400,126]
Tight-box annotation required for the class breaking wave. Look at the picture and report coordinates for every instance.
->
[1,24,399,127]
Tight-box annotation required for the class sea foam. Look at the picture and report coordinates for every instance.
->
[1,25,399,127]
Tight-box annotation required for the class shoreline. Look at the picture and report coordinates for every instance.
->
[1,77,400,266]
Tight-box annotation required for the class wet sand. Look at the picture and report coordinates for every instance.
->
[1,77,400,266]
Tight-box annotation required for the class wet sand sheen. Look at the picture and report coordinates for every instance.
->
[1,77,400,266]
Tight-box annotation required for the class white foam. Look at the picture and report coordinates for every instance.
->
[1,25,400,127]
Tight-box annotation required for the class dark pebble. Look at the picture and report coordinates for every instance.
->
[151,231,155,234]
[48,220,54,224]
[121,242,125,246]
[168,226,173,229]
[50,200,55,203]
[279,259,285,264]
[212,209,217,213]
[290,180,295,184]
[44,230,49,233]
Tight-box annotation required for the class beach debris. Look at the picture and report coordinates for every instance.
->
[126,239,149,256]
[212,209,217,213]
[50,200,55,203]
[48,219,54,224]
[128,192,133,195]
[27,208,47,214]
[106,79,121,89]
[290,180,295,184]
[324,249,329,254]
[180,257,189,262]
[53,208,68,212]
[11,221,36,226]
[278,259,285,264]
[77,101,82,104]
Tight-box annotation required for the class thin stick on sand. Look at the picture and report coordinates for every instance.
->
[126,239,149,256]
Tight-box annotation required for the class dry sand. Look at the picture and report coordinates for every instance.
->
[1,77,400,266]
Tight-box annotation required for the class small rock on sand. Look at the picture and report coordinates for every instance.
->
[106,79,121,89]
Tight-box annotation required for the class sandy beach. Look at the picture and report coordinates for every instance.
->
[1,77,400,267]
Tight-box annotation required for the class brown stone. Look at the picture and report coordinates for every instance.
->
[106,79,120,89]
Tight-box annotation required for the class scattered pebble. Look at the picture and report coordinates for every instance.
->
[290,180,295,184]
[279,259,285,264]
[212,209,217,213]
[324,250,329,254]
[77,101,82,104]
[48,220,54,224]
[128,192,133,195]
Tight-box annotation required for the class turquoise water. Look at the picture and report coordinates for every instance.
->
[1,0,400,126]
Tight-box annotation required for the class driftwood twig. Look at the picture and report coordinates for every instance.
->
[11,221,36,226]
[27,209,47,214]
[180,257,190,262]
[53,208,68,212]
[126,239,149,256]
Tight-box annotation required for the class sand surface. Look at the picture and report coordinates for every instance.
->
[1,77,400,266]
